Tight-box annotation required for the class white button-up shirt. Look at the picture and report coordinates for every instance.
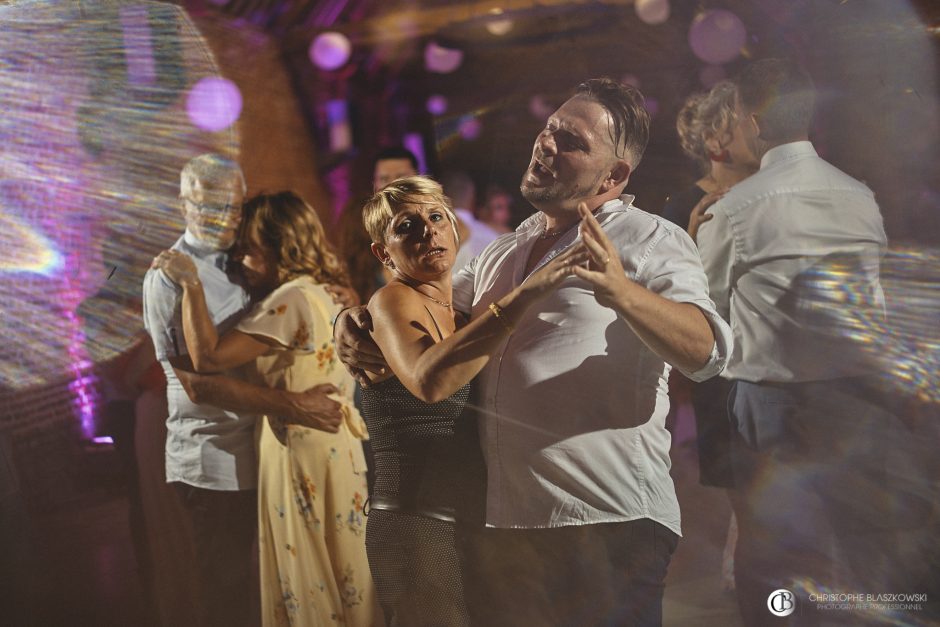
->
[453,196,731,534]
[142,231,257,490]
[696,142,887,383]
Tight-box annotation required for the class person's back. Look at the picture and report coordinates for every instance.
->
[696,58,899,627]
[702,141,886,382]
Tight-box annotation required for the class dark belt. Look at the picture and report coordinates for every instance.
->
[366,494,456,523]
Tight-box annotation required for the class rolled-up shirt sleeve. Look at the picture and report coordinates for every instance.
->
[142,267,184,360]
[634,225,732,382]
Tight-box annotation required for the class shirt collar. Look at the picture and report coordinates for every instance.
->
[760,141,816,170]
[516,194,636,236]
[182,229,228,257]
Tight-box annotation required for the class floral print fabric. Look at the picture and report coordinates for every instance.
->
[238,277,377,626]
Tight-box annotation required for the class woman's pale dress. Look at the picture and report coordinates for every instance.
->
[237,276,378,626]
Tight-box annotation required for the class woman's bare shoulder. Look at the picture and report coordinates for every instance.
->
[367,282,422,319]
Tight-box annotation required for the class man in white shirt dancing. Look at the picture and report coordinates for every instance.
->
[339,79,732,626]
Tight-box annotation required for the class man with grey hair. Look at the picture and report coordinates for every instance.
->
[143,154,344,627]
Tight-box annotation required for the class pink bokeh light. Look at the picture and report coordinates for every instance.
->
[310,32,352,71]
[689,9,747,65]
[186,77,242,132]
[427,94,448,116]
[425,42,463,74]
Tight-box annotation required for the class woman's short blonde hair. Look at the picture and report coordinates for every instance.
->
[362,175,460,245]
[676,80,739,173]
[239,191,350,287]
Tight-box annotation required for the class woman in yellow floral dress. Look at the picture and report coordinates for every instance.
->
[154,191,379,626]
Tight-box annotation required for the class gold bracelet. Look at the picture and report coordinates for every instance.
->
[488,302,514,332]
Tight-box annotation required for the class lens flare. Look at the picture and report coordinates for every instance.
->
[0,0,238,427]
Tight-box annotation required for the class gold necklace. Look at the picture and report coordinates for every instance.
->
[410,286,452,308]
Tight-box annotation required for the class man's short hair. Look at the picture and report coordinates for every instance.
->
[575,78,651,169]
[736,58,815,142]
[374,146,419,172]
[180,154,246,197]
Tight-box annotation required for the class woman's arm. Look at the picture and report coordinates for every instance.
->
[179,280,270,372]
[152,250,270,372]
[369,244,587,403]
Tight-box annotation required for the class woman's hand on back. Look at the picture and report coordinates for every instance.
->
[687,190,725,242]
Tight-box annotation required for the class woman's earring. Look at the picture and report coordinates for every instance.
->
[385,259,395,270]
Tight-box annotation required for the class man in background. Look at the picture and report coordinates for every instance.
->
[441,170,501,273]
[696,58,897,624]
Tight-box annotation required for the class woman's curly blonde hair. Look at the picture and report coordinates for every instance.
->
[676,80,739,173]
[239,191,350,288]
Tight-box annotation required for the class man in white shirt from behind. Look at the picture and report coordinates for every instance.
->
[696,58,898,625]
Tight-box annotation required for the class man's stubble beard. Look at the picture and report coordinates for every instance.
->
[520,170,606,211]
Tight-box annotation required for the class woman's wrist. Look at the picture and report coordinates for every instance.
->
[179,275,202,290]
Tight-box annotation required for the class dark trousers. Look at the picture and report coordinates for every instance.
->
[173,483,257,627]
[459,518,678,627]
[728,378,904,626]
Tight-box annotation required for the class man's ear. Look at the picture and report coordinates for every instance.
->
[602,160,632,193]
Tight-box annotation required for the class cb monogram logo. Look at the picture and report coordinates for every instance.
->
[768,589,796,617]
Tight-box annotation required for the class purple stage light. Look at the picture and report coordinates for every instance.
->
[529,95,553,120]
[310,32,352,71]
[459,116,482,140]
[689,9,747,65]
[425,42,463,74]
[186,77,242,132]
[427,94,448,116]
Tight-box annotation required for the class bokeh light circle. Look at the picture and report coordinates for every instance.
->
[635,0,670,26]
[486,19,514,36]
[459,116,482,140]
[426,94,448,116]
[309,31,352,71]
[425,42,464,74]
[186,77,242,132]
[529,95,553,120]
[689,9,747,65]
